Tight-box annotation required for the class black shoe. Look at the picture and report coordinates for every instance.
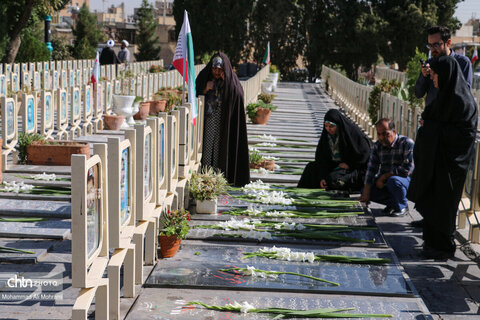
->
[390,207,409,217]
[410,219,424,228]
[422,247,455,260]
[382,206,394,215]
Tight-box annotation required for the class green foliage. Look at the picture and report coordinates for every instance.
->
[149,65,165,73]
[159,209,191,239]
[51,37,72,61]
[246,100,277,122]
[258,93,275,104]
[135,0,160,61]
[249,148,263,165]
[188,167,228,201]
[198,52,216,65]
[269,64,279,74]
[0,0,68,63]
[15,31,50,62]
[405,48,427,109]
[16,132,45,164]
[248,0,305,76]
[72,4,103,59]
[368,79,401,123]
[173,0,254,66]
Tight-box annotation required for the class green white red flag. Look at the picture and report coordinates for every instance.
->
[172,10,197,124]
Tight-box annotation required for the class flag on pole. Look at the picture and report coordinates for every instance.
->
[262,41,270,65]
[172,10,197,125]
[91,51,99,86]
[472,46,478,65]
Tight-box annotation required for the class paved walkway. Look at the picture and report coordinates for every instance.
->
[0,82,479,319]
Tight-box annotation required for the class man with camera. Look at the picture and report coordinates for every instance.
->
[415,26,472,107]
[412,26,473,229]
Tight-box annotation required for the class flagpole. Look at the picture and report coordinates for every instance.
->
[182,11,187,105]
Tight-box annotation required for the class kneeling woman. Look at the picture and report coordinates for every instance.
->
[297,109,371,190]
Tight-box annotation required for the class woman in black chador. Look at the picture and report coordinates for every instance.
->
[408,55,478,259]
[195,52,250,187]
[297,109,371,190]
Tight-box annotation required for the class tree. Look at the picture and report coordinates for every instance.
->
[304,0,385,80]
[173,0,253,66]
[135,0,160,61]
[72,3,104,59]
[248,0,306,77]
[374,0,461,70]
[51,36,72,60]
[0,0,68,63]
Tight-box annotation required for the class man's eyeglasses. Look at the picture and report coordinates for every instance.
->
[426,42,444,50]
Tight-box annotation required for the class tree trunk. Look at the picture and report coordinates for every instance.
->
[1,0,35,64]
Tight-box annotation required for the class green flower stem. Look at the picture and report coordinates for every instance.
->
[187,301,393,318]
[242,251,391,265]
[219,267,340,286]
[0,246,34,254]
[0,217,46,222]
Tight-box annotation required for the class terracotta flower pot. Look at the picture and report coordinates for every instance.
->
[103,114,125,130]
[26,141,90,166]
[133,102,150,120]
[249,159,275,171]
[253,108,272,125]
[159,234,182,258]
[149,100,167,115]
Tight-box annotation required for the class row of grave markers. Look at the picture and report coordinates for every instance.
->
[69,64,269,320]
[0,59,164,93]
[71,96,204,320]
[0,64,205,169]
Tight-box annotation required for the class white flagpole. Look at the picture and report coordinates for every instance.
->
[182,11,187,105]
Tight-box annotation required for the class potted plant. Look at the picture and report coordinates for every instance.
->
[16,132,90,166]
[149,65,165,73]
[258,92,275,104]
[249,148,275,171]
[246,100,277,125]
[133,96,149,121]
[103,114,125,130]
[158,209,191,258]
[188,167,228,214]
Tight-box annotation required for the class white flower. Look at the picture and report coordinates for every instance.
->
[254,190,293,205]
[228,301,256,313]
[305,252,316,263]
[260,134,277,142]
[32,172,56,181]
[245,265,256,276]
[242,180,271,193]
[217,217,256,230]
[262,155,279,160]
[1,181,34,193]
[265,210,293,217]
[274,164,280,170]
[256,142,277,147]
[239,301,256,313]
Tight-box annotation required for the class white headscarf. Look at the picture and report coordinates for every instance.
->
[107,39,115,48]
[122,40,129,47]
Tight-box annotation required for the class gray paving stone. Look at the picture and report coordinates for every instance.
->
[147,242,411,296]
[0,238,56,263]
[0,199,71,218]
[0,219,70,239]
[125,288,431,320]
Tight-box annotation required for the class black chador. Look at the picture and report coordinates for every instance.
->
[196,52,250,187]
[298,109,371,190]
[408,55,478,255]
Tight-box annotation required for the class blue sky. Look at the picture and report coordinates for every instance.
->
[89,0,478,24]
